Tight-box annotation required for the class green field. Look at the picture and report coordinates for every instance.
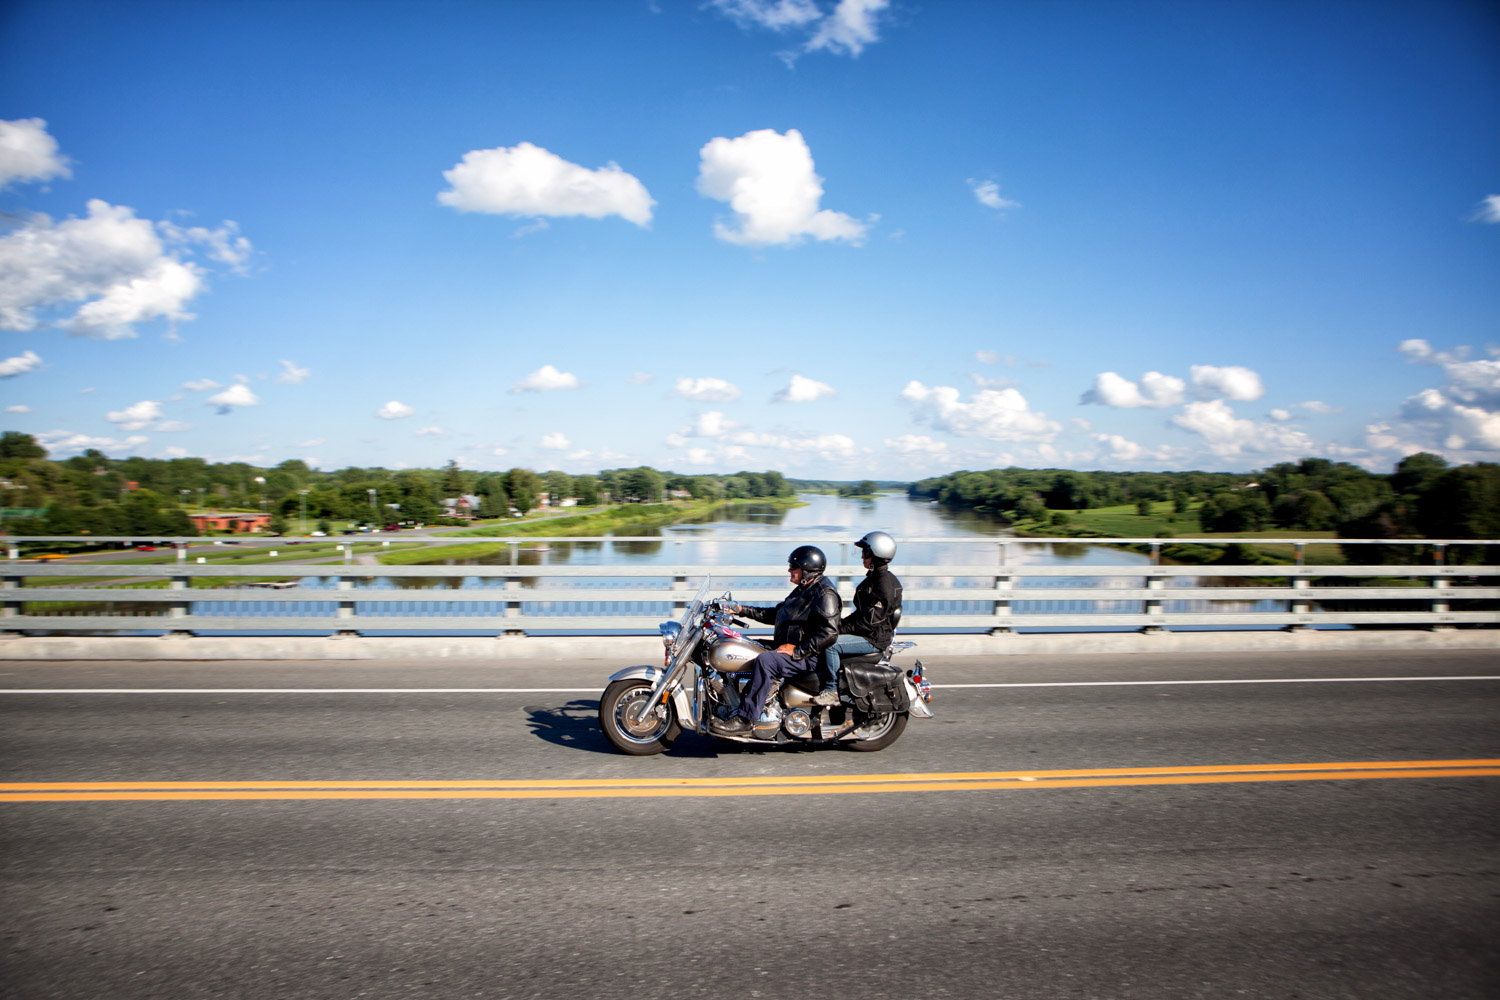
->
[1010,501,1346,564]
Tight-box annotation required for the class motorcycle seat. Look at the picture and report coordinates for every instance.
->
[839,651,888,668]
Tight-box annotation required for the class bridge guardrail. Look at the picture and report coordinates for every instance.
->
[3,535,1496,635]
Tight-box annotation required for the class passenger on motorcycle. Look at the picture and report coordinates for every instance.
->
[816,531,903,705]
[714,545,841,737]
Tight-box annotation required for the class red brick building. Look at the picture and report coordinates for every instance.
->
[188,512,272,533]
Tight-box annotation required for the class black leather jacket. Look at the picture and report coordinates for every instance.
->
[738,575,842,663]
[840,564,902,650]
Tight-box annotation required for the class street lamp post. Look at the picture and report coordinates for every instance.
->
[253,476,266,512]
[298,489,309,531]
[368,488,377,524]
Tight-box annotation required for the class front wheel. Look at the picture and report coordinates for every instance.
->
[844,711,908,752]
[599,679,682,755]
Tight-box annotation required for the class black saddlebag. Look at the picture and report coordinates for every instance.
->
[843,662,910,714]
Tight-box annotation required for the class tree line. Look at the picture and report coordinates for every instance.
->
[910,455,1500,543]
[0,432,795,537]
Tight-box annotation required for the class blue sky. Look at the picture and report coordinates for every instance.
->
[1,0,1496,478]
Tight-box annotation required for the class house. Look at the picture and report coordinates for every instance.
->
[188,511,273,533]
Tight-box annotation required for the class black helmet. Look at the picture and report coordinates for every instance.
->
[855,531,897,561]
[787,545,827,577]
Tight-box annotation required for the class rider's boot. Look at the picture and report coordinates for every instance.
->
[712,714,752,736]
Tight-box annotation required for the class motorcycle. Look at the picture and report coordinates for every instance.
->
[599,576,933,755]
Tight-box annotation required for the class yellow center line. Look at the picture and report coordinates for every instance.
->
[2,760,1496,801]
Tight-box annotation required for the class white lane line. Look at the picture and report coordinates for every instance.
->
[938,676,1500,688]
[0,676,1497,694]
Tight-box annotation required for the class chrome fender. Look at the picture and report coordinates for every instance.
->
[904,677,934,718]
[607,665,695,729]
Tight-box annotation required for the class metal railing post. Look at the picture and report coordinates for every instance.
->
[1431,576,1454,631]
[501,572,524,637]
[991,541,1013,636]
[165,572,193,636]
[335,574,358,637]
[1287,576,1312,632]
[2,573,20,636]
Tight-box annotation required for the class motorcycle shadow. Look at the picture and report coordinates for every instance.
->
[525,700,809,757]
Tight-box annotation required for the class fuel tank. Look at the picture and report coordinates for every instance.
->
[706,630,763,673]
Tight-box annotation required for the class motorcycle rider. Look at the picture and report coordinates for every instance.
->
[715,545,841,737]
[815,531,903,705]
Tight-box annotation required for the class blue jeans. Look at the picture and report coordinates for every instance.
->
[822,634,878,690]
[737,650,815,724]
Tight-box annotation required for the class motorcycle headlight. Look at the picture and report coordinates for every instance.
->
[659,621,682,648]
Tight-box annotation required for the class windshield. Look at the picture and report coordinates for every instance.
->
[670,575,712,660]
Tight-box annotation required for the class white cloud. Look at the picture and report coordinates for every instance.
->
[182,378,221,392]
[5,404,31,414]
[900,381,1061,443]
[1384,341,1500,456]
[697,129,868,247]
[969,179,1019,212]
[0,199,233,339]
[971,373,1018,390]
[805,0,890,57]
[208,384,260,413]
[155,420,192,432]
[35,429,148,457]
[1293,400,1342,414]
[1081,371,1186,408]
[627,371,654,385]
[1093,433,1144,461]
[540,432,570,450]
[774,374,835,402]
[293,438,325,448]
[0,349,42,377]
[709,0,821,32]
[975,350,999,364]
[159,445,190,459]
[438,142,654,226]
[1191,364,1265,402]
[376,400,414,420]
[1471,195,1500,224]
[1170,399,1315,458]
[275,359,309,384]
[1401,342,1500,408]
[884,434,949,455]
[0,118,70,189]
[710,0,889,61]
[159,219,254,275]
[673,376,741,402]
[415,426,450,437]
[106,399,164,431]
[1269,408,1292,422]
[490,446,510,458]
[511,364,581,393]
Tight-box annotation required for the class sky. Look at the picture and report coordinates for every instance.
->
[0,0,1497,479]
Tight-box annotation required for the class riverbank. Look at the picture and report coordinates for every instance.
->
[1003,501,1349,564]
[373,496,806,564]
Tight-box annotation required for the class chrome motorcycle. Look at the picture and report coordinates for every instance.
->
[599,576,933,755]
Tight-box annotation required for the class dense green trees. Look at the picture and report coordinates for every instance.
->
[912,454,1499,550]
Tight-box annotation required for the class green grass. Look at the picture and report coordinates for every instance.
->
[454,497,804,540]
[1009,502,1347,565]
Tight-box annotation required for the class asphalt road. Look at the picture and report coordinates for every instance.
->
[2,650,1497,999]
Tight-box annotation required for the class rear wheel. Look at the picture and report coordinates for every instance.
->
[845,711,907,752]
[599,679,681,756]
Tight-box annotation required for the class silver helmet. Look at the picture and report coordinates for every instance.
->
[855,531,896,561]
